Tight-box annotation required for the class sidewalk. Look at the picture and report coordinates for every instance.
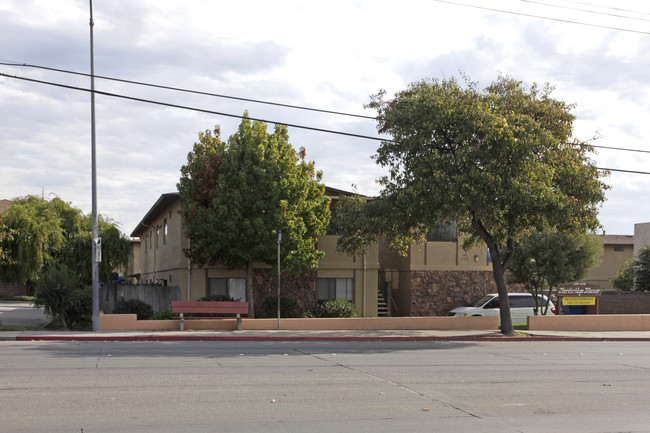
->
[4,302,650,342]
[4,328,650,342]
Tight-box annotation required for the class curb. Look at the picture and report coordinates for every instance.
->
[13,335,650,342]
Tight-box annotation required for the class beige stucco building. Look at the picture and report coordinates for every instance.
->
[381,234,495,317]
[129,189,380,317]
[583,234,634,290]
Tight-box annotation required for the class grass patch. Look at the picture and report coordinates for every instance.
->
[498,323,528,330]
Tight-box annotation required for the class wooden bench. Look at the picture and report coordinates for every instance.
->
[172,301,249,331]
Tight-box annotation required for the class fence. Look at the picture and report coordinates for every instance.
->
[101,284,181,313]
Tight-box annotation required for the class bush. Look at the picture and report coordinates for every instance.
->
[34,263,91,330]
[197,294,239,302]
[150,308,174,320]
[260,295,300,318]
[113,297,154,320]
[309,298,358,318]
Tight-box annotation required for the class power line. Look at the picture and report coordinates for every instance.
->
[4,61,649,157]
[0,71,386,142]
[558,0,650,17]
[518,0,650,22]
[587,144,650,154]
[598,167,650,175]
[432,0,650,34]
[2,71,649,175]
[0,61,376,121]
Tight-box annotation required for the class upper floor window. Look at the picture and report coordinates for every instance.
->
[426,221,457,242]
[163,218,168,245]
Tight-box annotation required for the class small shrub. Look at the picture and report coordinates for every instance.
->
[197,294,239,302]
[150,309,174,320]
[310,298,358,318]
[34,263,91,330]
[260,295,300,318]
[113,297,154,320]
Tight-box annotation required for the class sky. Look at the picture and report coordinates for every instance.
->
[1,0,649,237]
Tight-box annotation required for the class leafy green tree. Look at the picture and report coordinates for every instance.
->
[58,217,130,285]
[612,260,634,291]
[33,263,92,329]
[634,246,650,291]
[0,196,130,285]
[336,75,608,335]
[508,230,603,313]
[178,114,331,317]
[0,196,66,284]
[613,245,650,291]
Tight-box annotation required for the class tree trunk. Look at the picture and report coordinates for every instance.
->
[488,244,515,336]
[246,260,255,318]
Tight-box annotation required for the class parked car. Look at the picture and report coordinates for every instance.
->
[448,293,556,324]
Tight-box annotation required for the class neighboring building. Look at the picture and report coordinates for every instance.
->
[129,188,380,317]
[0,199,11,213]
[583,234,634,290]
[634,222,650,256]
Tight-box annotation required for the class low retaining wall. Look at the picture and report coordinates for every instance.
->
[528,314,650,331]
[99,314,498,331]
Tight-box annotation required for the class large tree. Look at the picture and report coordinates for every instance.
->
[177,114,331,317]
[0,195,130,286]
[612,245,650,291]
[336,75,608,335]
[508,230,603,314]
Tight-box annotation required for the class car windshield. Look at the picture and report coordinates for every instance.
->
[471,295,494,307]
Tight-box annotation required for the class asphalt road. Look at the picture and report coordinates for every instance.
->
[2,339,649,433]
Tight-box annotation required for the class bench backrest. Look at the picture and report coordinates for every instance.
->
[172,301,249,315]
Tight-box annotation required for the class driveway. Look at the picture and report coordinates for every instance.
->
[0,302,51,329]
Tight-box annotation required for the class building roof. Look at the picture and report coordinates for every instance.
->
[130,192,179,237]
[0,199,12,213]
[600,234,634,245]
[129,186,368,238]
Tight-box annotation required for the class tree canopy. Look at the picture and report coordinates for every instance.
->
[0,195,130,286]
[336,75,609,335]
[612,245,650,291]
[177,114,331,317]
[508,230,603,313]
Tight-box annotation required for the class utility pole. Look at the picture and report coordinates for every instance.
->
[277,228,281,330]
[89,0,100,332]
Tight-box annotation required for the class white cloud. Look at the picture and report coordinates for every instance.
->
[1,0,649,236]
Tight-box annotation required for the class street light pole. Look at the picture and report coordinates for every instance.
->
[89,0,100,332]
[277,228,281,330]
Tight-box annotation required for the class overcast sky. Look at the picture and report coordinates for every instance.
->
[1,0,649,237]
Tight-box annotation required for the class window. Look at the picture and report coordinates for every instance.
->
[426,221,457,242]
[163,218,168,245]
[318,278,354,302]
[509,295,534,308]
[614,246,625,252]
[208,278,246,301]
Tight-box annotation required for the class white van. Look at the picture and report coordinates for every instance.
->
[448,293,556,324]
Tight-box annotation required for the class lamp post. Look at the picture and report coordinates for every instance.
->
[89,0,100,332]
[277,228,281,330]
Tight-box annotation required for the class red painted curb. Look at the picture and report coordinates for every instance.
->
[14,335,650,342]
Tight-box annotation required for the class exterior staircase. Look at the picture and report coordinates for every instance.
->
[377,287,390,317]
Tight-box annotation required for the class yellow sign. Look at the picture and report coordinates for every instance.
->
[562,297,596,306]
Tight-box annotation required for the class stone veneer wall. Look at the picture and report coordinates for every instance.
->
[410,270,497,316]
[253,269,317,317]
